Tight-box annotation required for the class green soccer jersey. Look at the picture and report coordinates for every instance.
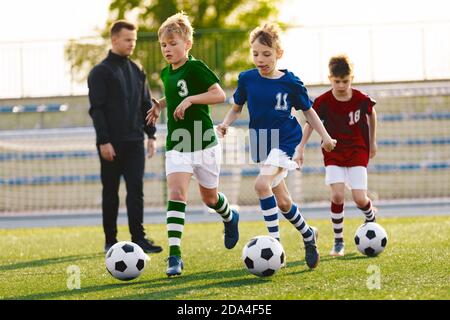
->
[161,55,219,152]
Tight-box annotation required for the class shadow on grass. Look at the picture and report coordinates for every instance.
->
[118,268,273,300]
[10,267,270,300]
[339,253,371,261]
[285,252,361,267]
[8,253,368,300]
[286,253,355,268]
[280,252,366,275]
[6,282,136,300]
[0,253,103,271]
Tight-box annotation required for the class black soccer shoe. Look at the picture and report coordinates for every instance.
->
[104,241,117,254]
[133,238,163,254]
[223,210,240,249]
[304,227,320,269]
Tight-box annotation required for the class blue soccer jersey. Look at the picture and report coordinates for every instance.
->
[233,69,312,162]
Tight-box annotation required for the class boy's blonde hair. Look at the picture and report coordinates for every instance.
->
[158,12,194,42]
[329,54,354,78]
[249,23,283,51]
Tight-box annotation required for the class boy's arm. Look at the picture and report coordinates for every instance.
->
[173,83,226,121]
[303,108,336,152]
[216,104,243,138]
[296,122,314,154]
[297,122,314,150]
[186,83,226,105]
[368,109,378,158]
[293,122,313,169]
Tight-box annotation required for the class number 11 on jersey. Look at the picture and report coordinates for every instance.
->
[275,92,288,111]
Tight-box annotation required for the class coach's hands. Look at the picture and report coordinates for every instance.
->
[147,138,156,158]
[100,143,116,162]
[146,98,162,126]
[216,123,229,138]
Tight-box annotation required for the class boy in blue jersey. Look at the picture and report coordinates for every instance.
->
[218,23,336,269]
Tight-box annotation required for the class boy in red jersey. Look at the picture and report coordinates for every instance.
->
[294,54,378,257]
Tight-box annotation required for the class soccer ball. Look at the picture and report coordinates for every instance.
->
[354,222,388,257]
[105,241,149,281]
[242,235,285,277]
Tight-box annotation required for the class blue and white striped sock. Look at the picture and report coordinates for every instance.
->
[260,195,280,241]
[280,203,313,242]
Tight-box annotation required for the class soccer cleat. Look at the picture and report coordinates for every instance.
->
[304,227,320,269]
[133,238,163,254]
[166,256,184,277]
[104,241,117,254]
[330,240,345,257]
[223,210,240,249]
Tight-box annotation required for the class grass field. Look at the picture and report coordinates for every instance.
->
[0,216,449,300]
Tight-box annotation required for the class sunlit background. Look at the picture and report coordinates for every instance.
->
[0,2,449,302]
[1,0,449,214]
[1,0,449,97]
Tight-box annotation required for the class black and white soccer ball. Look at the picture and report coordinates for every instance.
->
[354,222,388,257]
[242,235,285,277]
[105,241,149,281]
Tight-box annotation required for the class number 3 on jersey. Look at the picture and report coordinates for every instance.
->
[177,79,188,97]
[349,109,361,125]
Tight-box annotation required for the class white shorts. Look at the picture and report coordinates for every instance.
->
[165,144,221,189]
[325,165,368,190]
[260,148,298,188]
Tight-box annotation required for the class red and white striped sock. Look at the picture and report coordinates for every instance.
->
[330,202,344,241]
[359,200,375,222]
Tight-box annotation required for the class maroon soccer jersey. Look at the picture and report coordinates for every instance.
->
[312,89,376,167]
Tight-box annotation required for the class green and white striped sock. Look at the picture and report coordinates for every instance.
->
[167,200,186,257]
[208,192,233,222]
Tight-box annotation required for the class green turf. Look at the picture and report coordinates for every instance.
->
[0,216,449,300]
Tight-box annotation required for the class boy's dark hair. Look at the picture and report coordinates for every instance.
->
[110,20,137,36]
[329,54,353,77]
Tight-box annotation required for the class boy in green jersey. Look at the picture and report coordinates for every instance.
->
[146,12,240,277]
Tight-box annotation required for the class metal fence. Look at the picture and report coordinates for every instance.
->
[1,81,450,214]
[1,21,450,99]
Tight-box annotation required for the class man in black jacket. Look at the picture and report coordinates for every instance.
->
[88,20,162,254]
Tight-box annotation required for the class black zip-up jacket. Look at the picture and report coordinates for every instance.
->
[88,50,156,144]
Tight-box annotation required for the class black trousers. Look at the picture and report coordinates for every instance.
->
[97,140,146,243]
